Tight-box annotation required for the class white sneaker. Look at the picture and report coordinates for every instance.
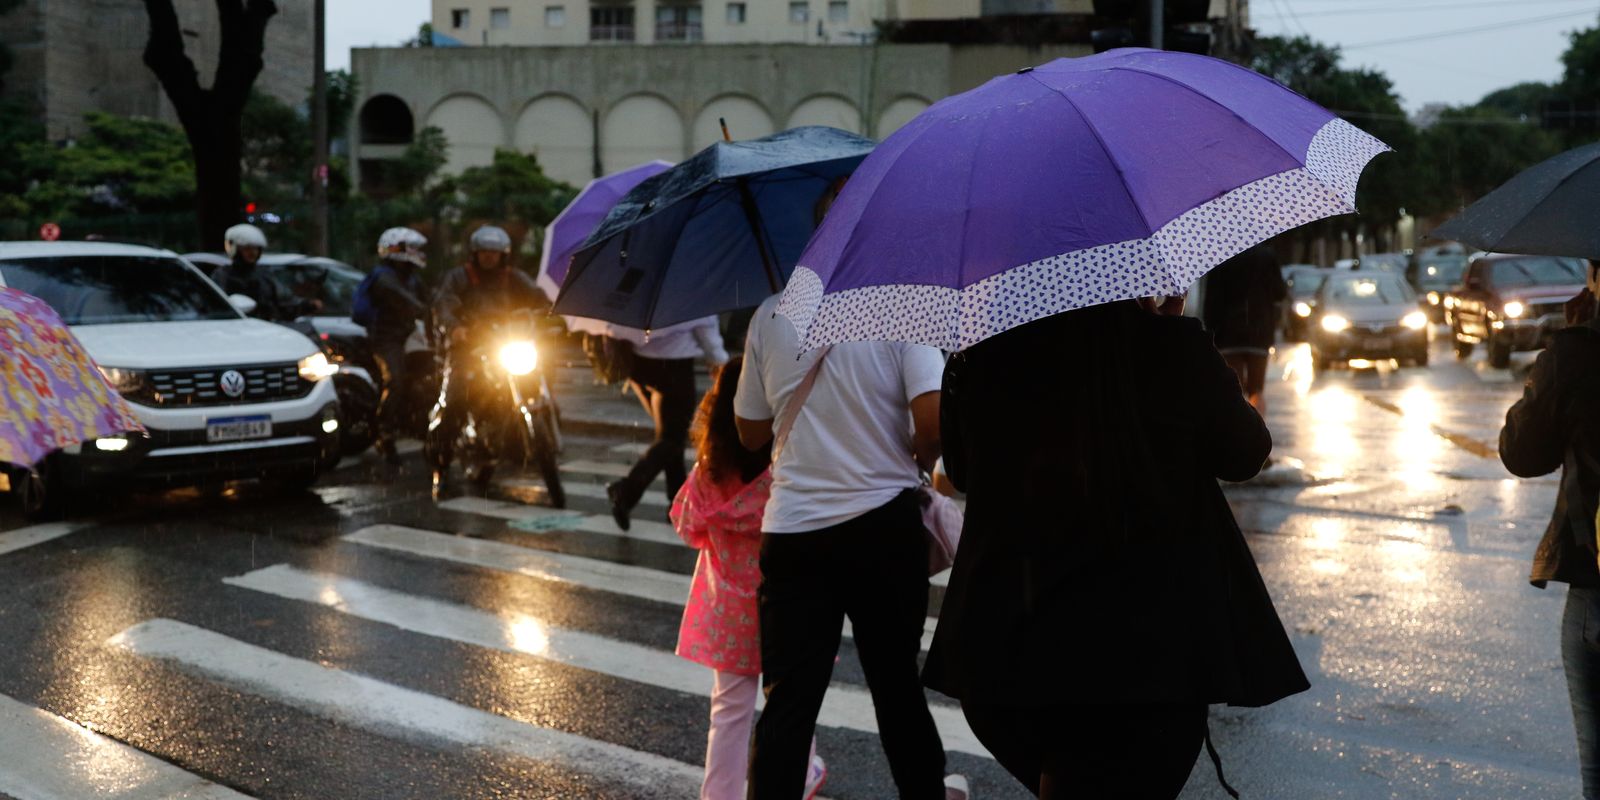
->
[944,773,970,800]
[803,755,828,800]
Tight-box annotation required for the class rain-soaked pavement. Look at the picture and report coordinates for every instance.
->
[0,332,1581,799]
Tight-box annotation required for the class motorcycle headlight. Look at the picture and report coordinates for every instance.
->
[498,341,539,376]
[1321,314,1351,334]
[1427,291,1441,306]
[1402,311,1428,330]
[97,366,146,394]
[1503,301,1526,319]
[1294,302,1313,318]
[297,351,338,381]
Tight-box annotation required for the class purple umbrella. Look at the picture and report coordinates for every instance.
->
[777,49,1390,352]
[538,160,674,302]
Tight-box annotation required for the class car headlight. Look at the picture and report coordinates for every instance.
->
[1402,311,1428,330]
[1427,291,1441,305]
[1503,301,1525,319]
[297,351,338,381]
[1294,302,1313,318]
[1321,314,1351,333]
[498,341,538,376]
[97,366,146,394]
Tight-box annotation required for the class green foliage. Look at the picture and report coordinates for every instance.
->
[1562,21,1600,109]
[1478,82,1557,121]
[440,148,577,225]
[386,126,451,197]
[1413,107,1561,218]
[407,22,436,47]
[325,69,358,142]
[21,112,195,218]
[241,90,311,208]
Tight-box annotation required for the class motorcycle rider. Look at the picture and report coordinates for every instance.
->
[368,227,432,464]
[212,223,321,321]
[427,224,551,498]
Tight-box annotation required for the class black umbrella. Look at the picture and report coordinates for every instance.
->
[1433,141,1600,258]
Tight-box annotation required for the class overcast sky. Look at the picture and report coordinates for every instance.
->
[325,0,1600,113]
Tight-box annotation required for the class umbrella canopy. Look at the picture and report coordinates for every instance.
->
[1432,141,1600,259]
[776,49,1390,352]
[552,126,876,331]
[537,160,674,301]
[0,288,144,467]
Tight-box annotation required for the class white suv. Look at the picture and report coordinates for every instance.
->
[0,242,339,516]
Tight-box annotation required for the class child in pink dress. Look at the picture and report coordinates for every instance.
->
[672,357,826,800]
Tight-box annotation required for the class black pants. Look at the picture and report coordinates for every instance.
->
[961,701,1205,798]
[749,491,945,799]
[371,336,411,444]
[615,356,696,510]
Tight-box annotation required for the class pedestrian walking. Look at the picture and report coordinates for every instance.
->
[1202,244,1286,416]
[357,227,431,464]
[671,357,826,800]
[607,316,729,531]
[732,290,966,800]
[923,298,1309,799]
[1500,260,1600,799]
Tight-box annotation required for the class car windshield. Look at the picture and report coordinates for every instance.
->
[1325,275,1413,306]
[1490,257,1585,288]
[1359,254,1407,273]
[0,255,238,325]
[267,261,360,316]
[1286,271,1325,298]
[1417,256,1466,288]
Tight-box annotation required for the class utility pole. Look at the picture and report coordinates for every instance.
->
[311,0,329,256]
[1149,0,1163,50]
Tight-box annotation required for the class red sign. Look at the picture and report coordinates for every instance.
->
[38,222,60,242]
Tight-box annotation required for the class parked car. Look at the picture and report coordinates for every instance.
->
[1309,271,1430,369]
[1451,253,1586,369]
[1410,252,1468,322]
[1282,265,1328,341]
[0,242,340,516]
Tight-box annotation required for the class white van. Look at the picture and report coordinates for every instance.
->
[0,242,340,516]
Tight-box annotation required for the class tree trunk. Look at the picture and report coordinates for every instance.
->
[142,0,277,251]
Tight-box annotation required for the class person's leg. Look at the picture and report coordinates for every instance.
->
[844,494,946,798]
[703,670,760,800]
[425,356,471,479]
[749,531,847,800]
[1243,352,1269,416]
[654,359,697,503]
[611,357,670,516]
[372,338,409,462]
[1564,586,1600,798]
[960,701,1041,796]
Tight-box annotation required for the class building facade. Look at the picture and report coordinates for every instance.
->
[1,0,314,141]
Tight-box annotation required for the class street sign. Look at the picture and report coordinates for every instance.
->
[38,222,59,242]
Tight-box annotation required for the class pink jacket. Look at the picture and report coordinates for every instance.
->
[671,464,772,676]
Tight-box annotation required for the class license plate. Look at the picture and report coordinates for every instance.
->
[206,415,272,443]
[1362,337,1391,350]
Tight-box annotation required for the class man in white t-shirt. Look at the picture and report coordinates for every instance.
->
[734,293,960,799]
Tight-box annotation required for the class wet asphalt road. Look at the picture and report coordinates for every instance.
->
[0,330,1584,799]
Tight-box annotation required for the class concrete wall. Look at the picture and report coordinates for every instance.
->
[353,42,1099,187]
[1,0,314,141]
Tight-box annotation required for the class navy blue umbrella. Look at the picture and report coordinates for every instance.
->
[551,126,875,331]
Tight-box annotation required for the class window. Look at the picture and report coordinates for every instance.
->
[827,0,847,22]
[0,256,238,325]
[726,1,746,24]
[490,7,511,27]
[590,5,635,40]
[1489,256,1587,289]
[546,5,566,26]
[451,8,470,28]
[656,4,702,41]
[788,1,808,22]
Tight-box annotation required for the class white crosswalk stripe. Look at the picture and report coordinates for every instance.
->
[221,564,988,757]
[0,691,249,800]
[0,522,89,559]
[108,619,707,797]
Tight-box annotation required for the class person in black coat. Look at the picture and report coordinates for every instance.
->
[923,298,1309,799]
[1500,261,1600,798]
[1202,244,1286,415]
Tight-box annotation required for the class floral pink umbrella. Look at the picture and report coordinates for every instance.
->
[0,287,144,467]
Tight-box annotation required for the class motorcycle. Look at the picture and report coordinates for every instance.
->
[283,317,381,461]
[426,309,565,507]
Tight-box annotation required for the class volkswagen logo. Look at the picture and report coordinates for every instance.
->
[219,370,247,398]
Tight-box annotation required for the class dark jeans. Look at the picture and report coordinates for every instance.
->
[371,336,411,443]
[1566,586,1600,798]
[615,356,696,510]
[961,700,1205,798]
[749,491,945,799]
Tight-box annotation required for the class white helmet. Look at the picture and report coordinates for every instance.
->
[377,226,428,267]
[223,223,267,258]
[470,225,512,253]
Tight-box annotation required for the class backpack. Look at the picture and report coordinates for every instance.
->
[581,332,635,385]
[350,264,393,329]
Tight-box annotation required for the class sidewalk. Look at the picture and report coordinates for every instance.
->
[544,338,714,440]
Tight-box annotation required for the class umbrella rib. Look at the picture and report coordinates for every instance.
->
[1023,71,1157,245]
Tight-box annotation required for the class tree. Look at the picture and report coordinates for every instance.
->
[140,0,278,249]
[20,113,195,219]
[1478,82,1557,122]
[443,149,576,225]
[1413,107,1560,218]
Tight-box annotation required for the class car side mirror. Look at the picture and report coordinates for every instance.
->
[229,293,258,316]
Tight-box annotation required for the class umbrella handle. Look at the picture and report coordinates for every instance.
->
[720,117,732,142]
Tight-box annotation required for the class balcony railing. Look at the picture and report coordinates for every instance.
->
[590,24,636,41]
[654,21,703,41]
